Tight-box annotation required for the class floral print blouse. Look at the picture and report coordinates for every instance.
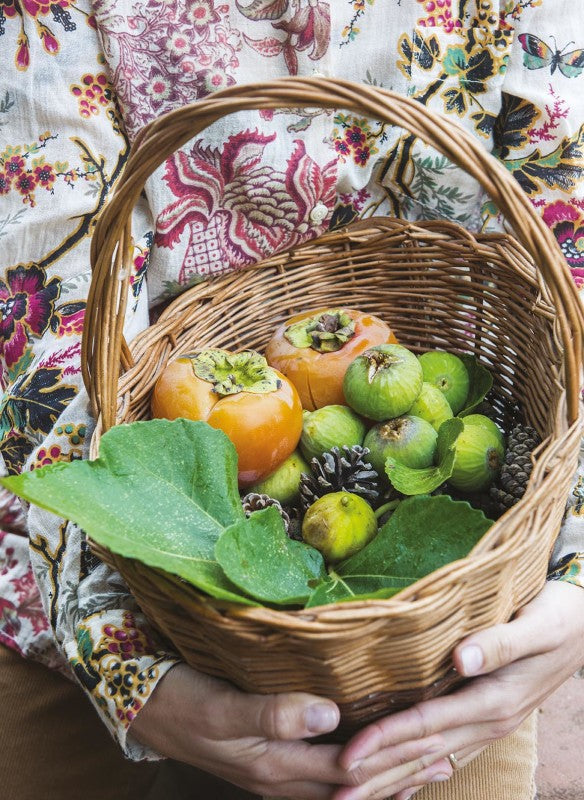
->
[1,0,584,758]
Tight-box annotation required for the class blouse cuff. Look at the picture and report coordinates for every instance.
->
[547,553,584,591]
[61,609,181,761]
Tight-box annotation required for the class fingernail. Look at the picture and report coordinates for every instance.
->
[404,793,417,800]
[305,703,339,733]
[431,772,452,782]
[460,644,483,675]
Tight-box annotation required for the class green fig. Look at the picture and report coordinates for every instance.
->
[249,450,309,505]
[343,344,423,421]
[409,382,453,432]
[462,413,505,449]
[437,418,504,492]
[418,351,469,414]
[364,415,438,473]
[300,405,366,462]
[302,491,377,564]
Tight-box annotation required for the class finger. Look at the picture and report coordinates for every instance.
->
[393,784,425,800]
[203,679,340,740]
[453,599,559,678]
[260,779,336,799]
[339,681,522,769]
[341,720,496,787]
[331,757,453,800]
[340,734,445,781]
[339,687,481,768]
[208,737,347,786]
[447,743,488,768]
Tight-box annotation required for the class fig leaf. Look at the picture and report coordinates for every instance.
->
[306,575,414,607]
[338,494,493,581]
[0,419,254,604]
[458,354,493,416]
[216,506,327,605]
[385,417,463,495]
[1,420,493,611]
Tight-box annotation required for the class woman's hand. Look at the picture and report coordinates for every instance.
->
[330,580,584,800]
[130,661,350,799]
[129,661,455,799]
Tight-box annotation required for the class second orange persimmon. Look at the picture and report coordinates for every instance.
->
[264,308,397,410]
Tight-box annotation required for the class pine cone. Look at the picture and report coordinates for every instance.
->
[285,505,303,542]
[490,423,541,512]
[299,445,380,512]
[241,492,291,533]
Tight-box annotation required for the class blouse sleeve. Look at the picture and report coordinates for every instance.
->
[493,0,584,589]
[0,0,181,758]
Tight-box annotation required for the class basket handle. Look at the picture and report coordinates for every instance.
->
[82,76,584,429]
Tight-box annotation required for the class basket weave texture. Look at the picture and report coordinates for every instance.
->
[83,78,584,739]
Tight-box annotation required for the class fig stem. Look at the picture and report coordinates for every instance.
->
[374,499,401,519]
[327,570,354,595]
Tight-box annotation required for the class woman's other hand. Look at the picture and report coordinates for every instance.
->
[330,580,584,800]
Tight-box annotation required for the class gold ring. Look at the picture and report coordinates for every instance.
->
[448,752,460,770]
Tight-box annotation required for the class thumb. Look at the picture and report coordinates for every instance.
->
[214,685,340,741]
[453,613,542,678]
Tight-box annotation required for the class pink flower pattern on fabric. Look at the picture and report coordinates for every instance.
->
[155,130,336,281]
[93,0,241,138]
[542,200,584,287]
[242,0,330,75]
[0,532,53,658]
[416,0,461,33]
[0,265,60,369]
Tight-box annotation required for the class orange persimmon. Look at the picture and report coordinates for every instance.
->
[151,349,303,487]
[265,308,397,410]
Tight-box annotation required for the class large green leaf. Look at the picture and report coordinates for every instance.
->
[339,495,492,580]
[216,507,327,605]
[385,417,463,495]
[458,355,493,417]
[1,419,252,603]
[306,575,415,608]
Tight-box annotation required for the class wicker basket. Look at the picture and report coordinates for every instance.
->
[82,78,584,740]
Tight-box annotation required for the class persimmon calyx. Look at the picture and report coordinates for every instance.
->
[190,349,281,396]
[284,310,356,353]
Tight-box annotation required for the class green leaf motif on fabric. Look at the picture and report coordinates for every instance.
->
[0,367,78,441]
[77,626,94,664]
[442,45,468,77]
[502,124,584,195]
[6,348,35,384]
[441,46,496,95]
